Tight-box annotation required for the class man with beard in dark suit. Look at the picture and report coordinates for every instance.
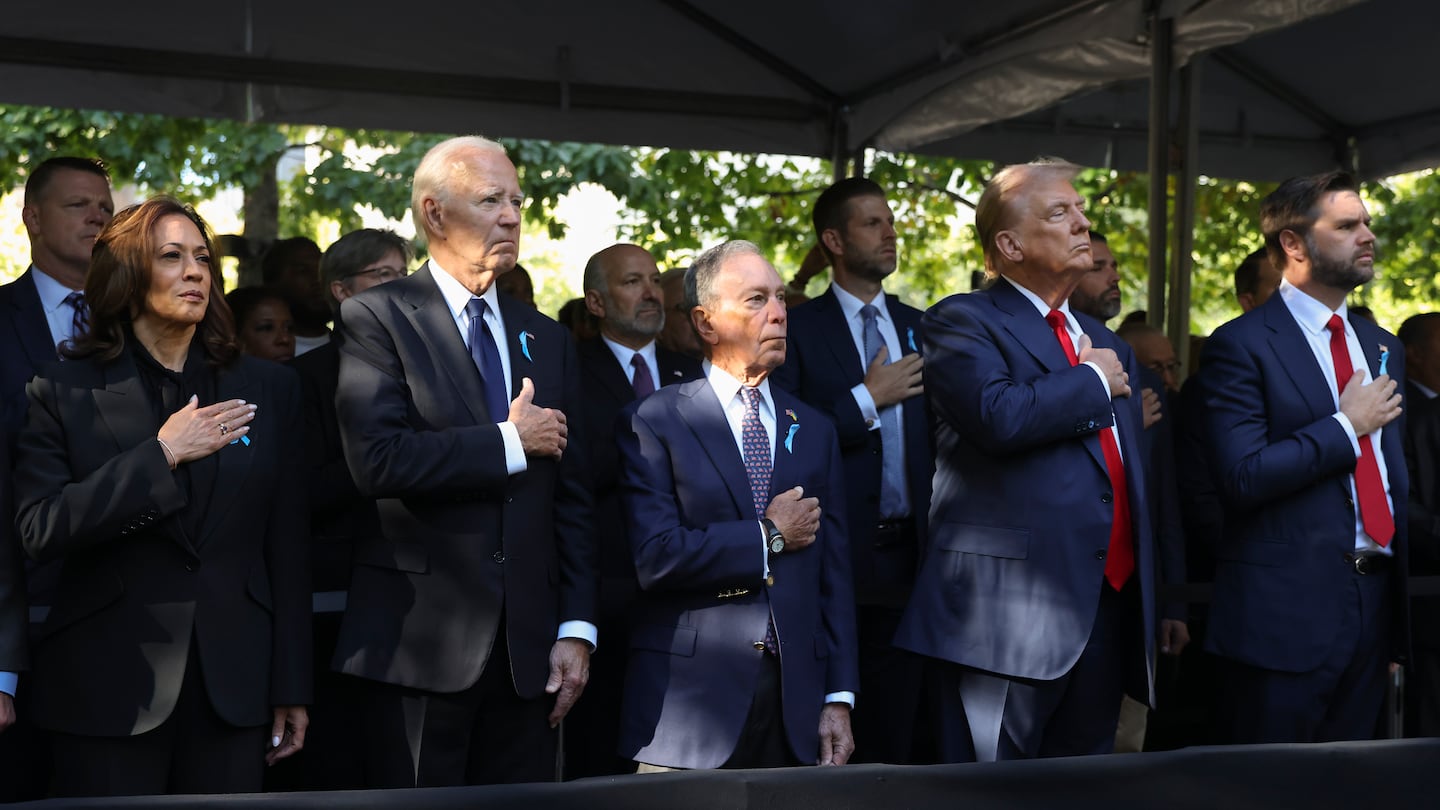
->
[565,243,700,777]
[770,177,932,764]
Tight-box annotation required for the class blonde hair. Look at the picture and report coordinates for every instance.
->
[974,158,1082,275]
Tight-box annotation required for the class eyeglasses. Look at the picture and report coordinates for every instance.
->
[344,266,408,283]
[1147,360,1182,375]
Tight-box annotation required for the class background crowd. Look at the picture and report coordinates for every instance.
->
[0,142,1433,798]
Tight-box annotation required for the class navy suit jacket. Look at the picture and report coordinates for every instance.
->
[895,278,1157,696]
[0,270,58,435]
[770,288,933,607]
[1403,381,1440,649]
[615,377,858,769]
[1199,294,1410,672]
[332,264,598,697]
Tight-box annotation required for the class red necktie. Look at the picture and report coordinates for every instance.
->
[1325,314,1394,547]
[1047,310,1134,590]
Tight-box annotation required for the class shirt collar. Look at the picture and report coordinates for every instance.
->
[601,334,658,376]
[1278,279,1348,338]
[30,264,77,314]
[429,258,500,322]
[703,360,773,414]
[1003,276,1079,333]
[831,283,890,324]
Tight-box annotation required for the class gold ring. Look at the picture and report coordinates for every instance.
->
[219,423,230,435]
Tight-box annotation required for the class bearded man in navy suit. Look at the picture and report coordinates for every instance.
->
[1199,171,1408,743]
[616,240,858,771]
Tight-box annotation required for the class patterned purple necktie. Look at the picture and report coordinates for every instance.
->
[630,353,656,398]
[63,290,88,351]
[740,387,772,519]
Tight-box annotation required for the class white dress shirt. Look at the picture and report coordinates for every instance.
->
[1278,281,1393,555]
[702,361,854,708]
[430,260,598,646]
[601,335,660,392]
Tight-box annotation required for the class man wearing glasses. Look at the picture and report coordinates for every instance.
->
[287,228,412,787]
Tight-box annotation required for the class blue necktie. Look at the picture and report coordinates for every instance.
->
[740,387,771,519]
[860,304,910,518]
[465,298,509,421]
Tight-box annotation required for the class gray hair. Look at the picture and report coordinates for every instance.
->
[685,240,765,311]
[411,136,508,237]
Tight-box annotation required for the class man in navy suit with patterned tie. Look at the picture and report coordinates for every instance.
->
[616,240,858,770]
[895,159,1157,761]
[771,177,932,764]
[1198,171,1408,743]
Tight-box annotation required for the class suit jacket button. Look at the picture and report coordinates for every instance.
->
[492,551,506,564]
[1344,497,1355,509]
[1095,550,1106,560]
[1342,551,1356,564]
[1101,492,1113,504]
[506,497,514,504]
[752,641,766,651]
[185,563,198,572]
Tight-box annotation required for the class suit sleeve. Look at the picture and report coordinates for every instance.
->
[1148,395,1188,622]
[264,369,314,706]
[552,332,599,625]
[617,405,766,591]
[336,295,512,497]
[0,422,28,673]
[817,429,859,695]
[924,299,1115,455]
[1199,326,1359,513]
[14,375,187,564]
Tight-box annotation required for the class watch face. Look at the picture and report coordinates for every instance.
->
[770,536,785,554]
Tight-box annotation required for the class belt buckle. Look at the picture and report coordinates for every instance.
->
[1354,555,1374,575]
[874,521,903,548]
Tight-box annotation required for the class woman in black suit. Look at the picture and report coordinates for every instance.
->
[13,197,311,797]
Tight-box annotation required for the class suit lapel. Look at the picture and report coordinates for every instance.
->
[770,388,802,495]
[196,362,255,544]
[93,353,192,553]
[580,337,634,405]
[990,279,1072,373]
[887,293,923,359]
[675,380,753,518]
[402,265,492,424]
[657,346,700,387]
[499,293,537,402]
[810,290,866,380]
[12,270,60,370]
[1262,295,1336,425]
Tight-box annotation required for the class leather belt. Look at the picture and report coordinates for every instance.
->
[874,518,915,549]
[1345,553,1392,576]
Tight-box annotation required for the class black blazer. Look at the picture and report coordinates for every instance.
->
[0,270,59,434]
[769,288,934,607]
[13,350,312,736]
[0,417,26,675]
[576,336,701,584]
[1404,381,1440,648]
[331,264,598,697]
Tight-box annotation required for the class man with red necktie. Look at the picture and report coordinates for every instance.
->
[895,158,1158,761]
[1198,170,1409,743]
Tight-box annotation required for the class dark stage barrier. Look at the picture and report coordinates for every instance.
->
[18,738,1440,809]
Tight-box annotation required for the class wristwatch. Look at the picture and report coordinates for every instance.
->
[762,518,786,555]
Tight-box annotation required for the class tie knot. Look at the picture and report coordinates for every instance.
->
[65,291,85,309]
[631,353,648,370]
[465,297,489,321]
[860,303,879,323]
[1046,309,1066,331]
[1326,313,1345,337]
[742,386,762,411]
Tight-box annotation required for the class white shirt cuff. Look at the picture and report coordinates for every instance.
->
[558,621,598,651]
[499,421,528,475]
[825,691,855,708]
[1081,360,1112,398]
[759,521,771,578]
[851,383,881,430]
[0,671,16,697]
[1333,412,1362,456]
